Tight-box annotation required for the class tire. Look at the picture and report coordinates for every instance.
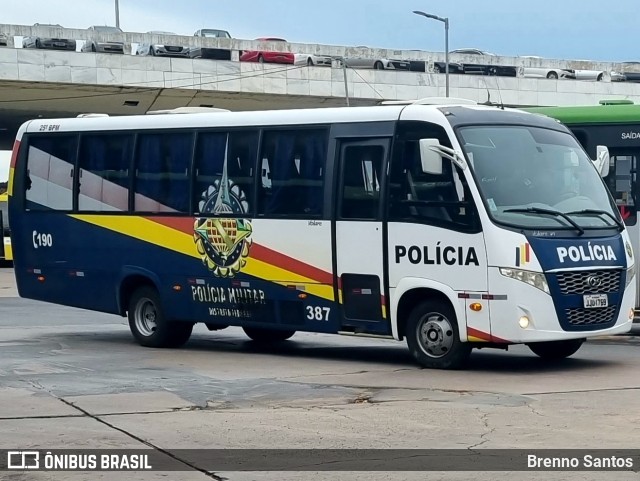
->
[149,47,155,56]
[307,57,314,67]
[488,67,498,76]
[91,44,96,52]
[433,64,442,74]
[35,39,42,49]
[596,73,604,82]
[546,71,559,80]
[128,286,193,348]
[374,61,384,70]
[243,327,295,344]
[258,54,265,64]
[528,339,585,360]
[405,301,471,370]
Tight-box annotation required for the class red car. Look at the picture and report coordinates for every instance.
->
[239,38,295,64]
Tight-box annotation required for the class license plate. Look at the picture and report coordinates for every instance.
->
[583,294,608,309]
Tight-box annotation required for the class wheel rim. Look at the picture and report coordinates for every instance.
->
[416,313,454,358]
[134,297,158,337]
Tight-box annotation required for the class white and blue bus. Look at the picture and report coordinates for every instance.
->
[7,100,635,369]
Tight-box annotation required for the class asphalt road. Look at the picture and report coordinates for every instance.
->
[0,268,639,481]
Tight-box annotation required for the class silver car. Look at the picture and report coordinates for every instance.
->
[340,48,410,70]
[22,23,76,51]
[81,26,125,54]
[136,31,191,58]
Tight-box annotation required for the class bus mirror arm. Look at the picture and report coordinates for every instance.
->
[594,145,610,178]
[419,139,467,175]
[434,144,467,171]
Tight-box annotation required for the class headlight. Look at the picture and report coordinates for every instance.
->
[625,264,636,289]
[500,268,550,294]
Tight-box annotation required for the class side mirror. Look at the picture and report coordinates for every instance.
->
[595,145,610,178]
[419,139,444,175]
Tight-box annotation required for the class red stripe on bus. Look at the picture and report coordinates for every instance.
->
[146,216,333,285]
[10,140,20,168]
[467,327,510,344]
[250,244,333,285]
[146,216,195,234]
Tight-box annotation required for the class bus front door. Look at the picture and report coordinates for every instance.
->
[335,138,390,335]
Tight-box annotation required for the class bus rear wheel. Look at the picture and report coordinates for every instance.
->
[128,286,193,348]
[243,327,295,343]
[528,339,584,360]
[406,301,471,370]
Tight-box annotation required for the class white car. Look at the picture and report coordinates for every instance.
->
[574,69,605,81]
[136,31,191,58]
[519,56,576,80]
[294,53,333,67]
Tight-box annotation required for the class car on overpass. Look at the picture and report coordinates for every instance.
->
[81,26,125,54]
[0,33,8,47]
[136,31,191,58]
[22,23,76,51]
[294,53,333,67]
[447,48,518,77]
[339,48,411,70]
[190,29,232,60]
[574,69,606,81]
[240,38,295,64]
[519,56,576,80]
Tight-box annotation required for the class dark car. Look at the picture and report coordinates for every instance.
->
[22,23,76,51]
[81,26,125,54]
[432,61,465,74]
[439,48,518,77]
[0,33,8,47]
[190,29,232,60]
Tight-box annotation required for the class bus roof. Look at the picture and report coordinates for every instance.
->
[526,102,640,125]
[18,104,548,135]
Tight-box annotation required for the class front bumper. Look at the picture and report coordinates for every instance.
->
[39,39,76,50]
[95,43,125,54]
[484,267,634,343]
[153,46,191,57]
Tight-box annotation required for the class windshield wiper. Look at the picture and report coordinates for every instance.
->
[504,207,585,236]
[566,209,625,232]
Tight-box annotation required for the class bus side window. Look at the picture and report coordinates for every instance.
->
[388,121,479,231]
[134,133,193,213]
[194,131,258,216]
[606,154,637,222]
[78,134,132,212]
[25,135,78,211]
[340,145,383,220]
[258,129,327,218]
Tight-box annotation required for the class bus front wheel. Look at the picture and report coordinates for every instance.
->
[406,301,471,370]
[528,339,584,360]
[128,286,193,348]
[243,327,295,344]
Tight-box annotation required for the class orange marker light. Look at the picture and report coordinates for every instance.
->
[37,276,45,282]
[298,293,308,299]
[172,285,182,292]
[470,303,482,312]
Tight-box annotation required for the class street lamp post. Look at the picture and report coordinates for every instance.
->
[413,10,449,97]
[115,0,120,28]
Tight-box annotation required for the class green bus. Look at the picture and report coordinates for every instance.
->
[527,100,640,314]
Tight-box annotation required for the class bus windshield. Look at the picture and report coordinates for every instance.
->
[459,125,619,231]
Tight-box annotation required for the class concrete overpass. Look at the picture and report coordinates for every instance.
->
[1,24,640,147]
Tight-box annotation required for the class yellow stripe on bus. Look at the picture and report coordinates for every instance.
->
[7,168,14,197]
[72,215,335,301]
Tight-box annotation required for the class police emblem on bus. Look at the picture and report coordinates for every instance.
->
[194,143,252,278]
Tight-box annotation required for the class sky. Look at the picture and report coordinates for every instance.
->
[2,0,639,62]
